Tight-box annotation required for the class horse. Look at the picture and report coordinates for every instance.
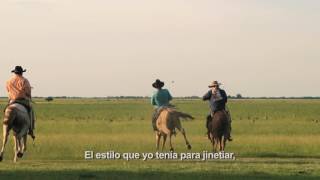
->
[0,103,31,162]
[155,107,194,152]
[208,110,228,152]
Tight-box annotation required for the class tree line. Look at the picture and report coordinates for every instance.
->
[29,95,320,102]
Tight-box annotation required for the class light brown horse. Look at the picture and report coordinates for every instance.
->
[0,103,31,162]
[155,108,193,151]
[208,110,228,152]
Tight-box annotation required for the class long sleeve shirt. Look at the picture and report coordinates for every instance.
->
[151,89,172,108]
[203,89,227,113]
[6,75,31,100]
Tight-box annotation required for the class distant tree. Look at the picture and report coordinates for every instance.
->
[45,97,54,102]
[236,94,243,99]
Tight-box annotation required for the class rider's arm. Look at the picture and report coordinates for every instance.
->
[6,81,9,93]
[167,90,173,101]
[24,79,32,99]
[220,90,227,104]
[6,80,12,101]
[202,90,211,101]
[151,93,156,106]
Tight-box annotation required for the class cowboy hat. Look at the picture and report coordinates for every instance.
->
[152,79,164,89]
[11,66,26,74]
[208,81,222,88]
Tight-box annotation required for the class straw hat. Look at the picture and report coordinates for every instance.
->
[208,81,222,88]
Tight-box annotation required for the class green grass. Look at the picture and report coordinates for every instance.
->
[0,98,320,179]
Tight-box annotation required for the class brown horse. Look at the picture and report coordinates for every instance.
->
[208,110,228,152]
[0,103,31,162]
[155,108,193,152]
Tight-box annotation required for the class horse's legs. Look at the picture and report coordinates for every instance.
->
[156,133,160,150]
[221,136,227,152]
[180,128,191,150]
[13,135,19,162]
[22,134,27,152]
[0,125,9,161]
[19,138,24,153]
[215,138,219,152]
[211,136,216,152]
[219,136,223,151]
[169,133,174,152]
[17,136,25,158]
[14,135,24,162]
[161,134,167,151]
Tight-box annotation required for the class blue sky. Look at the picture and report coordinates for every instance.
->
[0,0,319,97]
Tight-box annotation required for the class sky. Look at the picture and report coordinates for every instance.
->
[0,0,319,97]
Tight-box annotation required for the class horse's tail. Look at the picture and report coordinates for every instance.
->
[176,112,194,120]
[165,108,194,120]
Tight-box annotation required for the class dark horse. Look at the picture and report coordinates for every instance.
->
[207,110,228,152]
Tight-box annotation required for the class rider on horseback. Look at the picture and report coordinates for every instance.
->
[203,81,232,141]
[151,79,173,131]
[6,66,35,139]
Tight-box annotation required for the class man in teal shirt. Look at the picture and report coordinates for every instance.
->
[151,79,173,131]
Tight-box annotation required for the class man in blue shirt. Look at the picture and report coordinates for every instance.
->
[151,79,173,131]
[203,81,232,141]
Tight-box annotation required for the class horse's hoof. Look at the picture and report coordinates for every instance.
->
[17,152,24,158]
[187,144,192,150]
[170,148,174,152]
[0,155,3,162]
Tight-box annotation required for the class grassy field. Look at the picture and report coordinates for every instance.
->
[0,98,320,179]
